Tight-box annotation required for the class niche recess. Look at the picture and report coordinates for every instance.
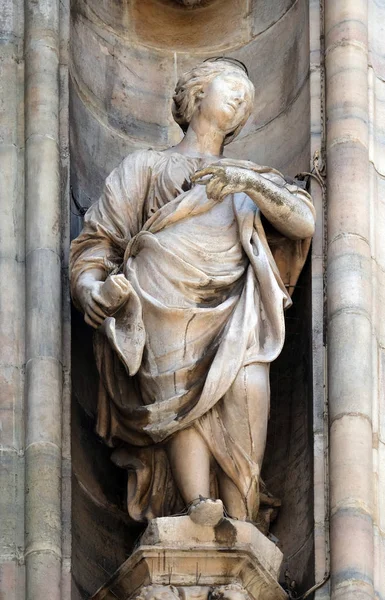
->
[69,1,314,597]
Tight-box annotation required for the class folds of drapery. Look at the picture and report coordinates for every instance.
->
[70,149,314,522]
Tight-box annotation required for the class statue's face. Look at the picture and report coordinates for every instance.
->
[197,71,253,135]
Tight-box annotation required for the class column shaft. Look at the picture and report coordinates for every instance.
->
[0,0,25,597]
[24,0,62,596]
[325,1,374,598]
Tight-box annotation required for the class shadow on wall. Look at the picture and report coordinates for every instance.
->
[264,256,314,593]
[69,0,313,597]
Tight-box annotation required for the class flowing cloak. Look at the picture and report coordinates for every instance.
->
[70,149,314,522]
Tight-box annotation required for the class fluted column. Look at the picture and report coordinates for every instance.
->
[325,1,374,599]
[24,0,63,596]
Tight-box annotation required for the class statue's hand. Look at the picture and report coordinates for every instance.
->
[191,165,256,202]
[79,274,131,329]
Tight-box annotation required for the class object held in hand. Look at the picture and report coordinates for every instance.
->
[96,274,131,315]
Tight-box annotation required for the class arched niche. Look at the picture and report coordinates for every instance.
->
[69,1,314,597]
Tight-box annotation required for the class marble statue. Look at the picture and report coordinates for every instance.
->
[70,58,315,528]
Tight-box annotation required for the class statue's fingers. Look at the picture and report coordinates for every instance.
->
[206,164,226,174]
[115,277,131,294]
[111,277,128,293]
[191,166,224,182]
[88,298,108,319]
[84,313,96,328]
[206,176,219,196]
[103,276,130,300]
[215,181,227,197]
[91,290,110,309]
[113,273,129,287]
[191,174,211,186]
[94,292,123,313]
[218,183,237,200]
[84,311,102,329]
[191,167,214,181]
[88,306,105,323]
[206,177,225,199]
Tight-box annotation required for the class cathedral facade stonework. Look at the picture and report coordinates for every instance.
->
[1,1,385,600]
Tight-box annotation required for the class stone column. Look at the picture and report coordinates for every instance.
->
[0,0,25,598]
[325,1,374,599]
[24,0,63,597]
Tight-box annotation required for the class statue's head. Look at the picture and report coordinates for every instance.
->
[172,59,255,145]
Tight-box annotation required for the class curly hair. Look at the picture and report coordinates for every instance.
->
[172,60,255,145]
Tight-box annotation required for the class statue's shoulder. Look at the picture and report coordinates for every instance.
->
[119,148,165,171]
[102,149,165,200]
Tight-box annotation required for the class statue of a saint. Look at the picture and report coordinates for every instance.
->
[70,59,315,527]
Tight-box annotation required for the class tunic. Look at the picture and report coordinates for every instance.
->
[70,149,314,521]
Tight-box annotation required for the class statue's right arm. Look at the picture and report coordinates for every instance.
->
[70,150,152,328]
[74,270,131,329]
[70,192,126,328]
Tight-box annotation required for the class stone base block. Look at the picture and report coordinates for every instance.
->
[91,517,287,600]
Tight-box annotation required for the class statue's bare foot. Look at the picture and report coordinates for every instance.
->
[188,498,224,526]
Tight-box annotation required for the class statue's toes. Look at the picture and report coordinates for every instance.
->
[188,498,224,527]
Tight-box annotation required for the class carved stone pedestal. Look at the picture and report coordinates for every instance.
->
[91,517,287,600]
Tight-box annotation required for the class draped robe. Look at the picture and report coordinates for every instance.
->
[70,149,314,522]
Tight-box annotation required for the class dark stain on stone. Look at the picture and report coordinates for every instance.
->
[214,518,237,547]
[181,178,192,192]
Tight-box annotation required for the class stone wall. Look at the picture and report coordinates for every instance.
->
[69,0,310,215]
[3,1,385,600]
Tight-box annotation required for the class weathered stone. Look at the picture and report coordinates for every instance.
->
[131,0,249,51]
[3,0,385,599]
[70,60,314,537]
[0,452,24,559]
[25,443,62,558]
[26,249,62,362]
[25,136,61,256]
[25,358,62,447]
[92,517,286,600]
[25,552,61,600]
[229,80,310,176]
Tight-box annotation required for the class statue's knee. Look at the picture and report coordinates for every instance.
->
[241,363,270,397]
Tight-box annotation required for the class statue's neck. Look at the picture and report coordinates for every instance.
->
[172,116,225,159]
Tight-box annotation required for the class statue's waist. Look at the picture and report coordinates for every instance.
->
[126,227,247,273]
[124,231,248,305]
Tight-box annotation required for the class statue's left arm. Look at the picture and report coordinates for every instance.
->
[242,171,314,240]
[192,164,315,241]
